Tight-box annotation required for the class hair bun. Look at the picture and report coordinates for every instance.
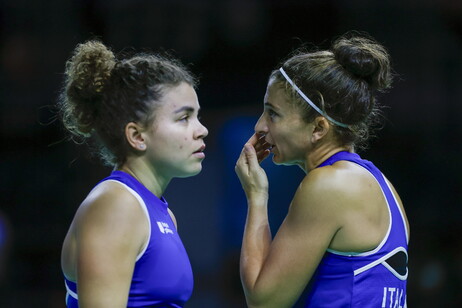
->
[332,35,392,91]
[62,40,116,135]
[66,40,116,100]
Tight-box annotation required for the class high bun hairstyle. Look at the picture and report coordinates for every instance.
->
[271,31,393,150]
[58,40,196,167]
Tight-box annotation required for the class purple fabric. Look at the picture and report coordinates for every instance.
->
[64,170,193,307]
[305,151,408,308]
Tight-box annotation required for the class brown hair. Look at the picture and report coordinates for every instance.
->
[271,32,393,150]
[58,40,196,166]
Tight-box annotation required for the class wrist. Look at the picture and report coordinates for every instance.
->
[246,192,268,206]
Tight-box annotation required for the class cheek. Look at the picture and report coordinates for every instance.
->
[271,127,287,143]
[178,137,188,150]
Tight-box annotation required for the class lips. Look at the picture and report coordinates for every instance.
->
[265,140,274,152]
[193,144,206,154]
[192,144,206,159]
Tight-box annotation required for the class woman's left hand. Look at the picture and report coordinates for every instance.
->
[235,133,271,201]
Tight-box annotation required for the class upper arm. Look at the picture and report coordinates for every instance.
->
[384,177,410,240]
[249,171,344,307]
[75,183,148,307]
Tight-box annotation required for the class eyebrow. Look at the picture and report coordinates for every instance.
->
[264,102,279,110]
[173,106,197,114]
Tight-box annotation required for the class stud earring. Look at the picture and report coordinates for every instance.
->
[139,144,146,150]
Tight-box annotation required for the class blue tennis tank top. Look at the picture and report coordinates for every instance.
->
[64,170,194,307]
[305,151,408,308]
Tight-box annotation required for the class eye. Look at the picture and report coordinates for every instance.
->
[179,114,190,122]
[267,109,278,120]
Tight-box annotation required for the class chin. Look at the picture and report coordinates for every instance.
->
[177,165,203,178]
[272,155,296,167]
[271,155,284,165]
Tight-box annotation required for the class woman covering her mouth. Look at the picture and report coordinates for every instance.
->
[235,32,409,308]
[59,40,208,307]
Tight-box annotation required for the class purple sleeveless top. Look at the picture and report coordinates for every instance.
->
[64,170,193,307]
[305,151,408,308]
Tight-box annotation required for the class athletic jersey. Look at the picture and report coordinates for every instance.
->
[64,170,194,308]
[305,151,408,308]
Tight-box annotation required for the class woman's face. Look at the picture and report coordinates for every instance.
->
[143,82,208,179]
[254,79,312,167]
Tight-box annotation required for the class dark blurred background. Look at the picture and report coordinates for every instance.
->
[1,0,461,307]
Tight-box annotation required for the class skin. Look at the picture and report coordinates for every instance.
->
[235,79,409,308]
[61,82,208,308]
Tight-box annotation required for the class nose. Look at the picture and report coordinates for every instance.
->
[195,120,208,139]
[254,114,267,135]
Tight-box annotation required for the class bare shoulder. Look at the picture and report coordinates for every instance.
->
[63,180,149,280]
[78,181,143,218]
[67,181,150,304]
[284,166,349,235]
[74,180,148,242]
[292,165,353,212]
[167,208,178,230]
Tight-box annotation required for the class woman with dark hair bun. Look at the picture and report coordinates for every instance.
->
[59,40,208,307]
[235,32,409,307]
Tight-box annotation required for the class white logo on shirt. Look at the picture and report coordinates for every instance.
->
[382,287,405,308]
[157,221,173,234]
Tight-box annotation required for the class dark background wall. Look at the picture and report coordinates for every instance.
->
[0,0,461,307]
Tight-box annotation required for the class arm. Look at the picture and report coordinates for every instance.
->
[74,183,148,308]
[385,177,410,240]
[235,137,343,308]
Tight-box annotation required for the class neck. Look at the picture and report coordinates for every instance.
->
[303,143,352,173]
[118,158,170,197]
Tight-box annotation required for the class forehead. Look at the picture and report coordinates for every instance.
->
[265,80,292,109]
[157,82,199,112]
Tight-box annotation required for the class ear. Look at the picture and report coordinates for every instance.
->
[310,117,331,143]
[125,122,146,151]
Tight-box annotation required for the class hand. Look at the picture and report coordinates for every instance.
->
[235,134,271,201]
[253,133,272,164]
